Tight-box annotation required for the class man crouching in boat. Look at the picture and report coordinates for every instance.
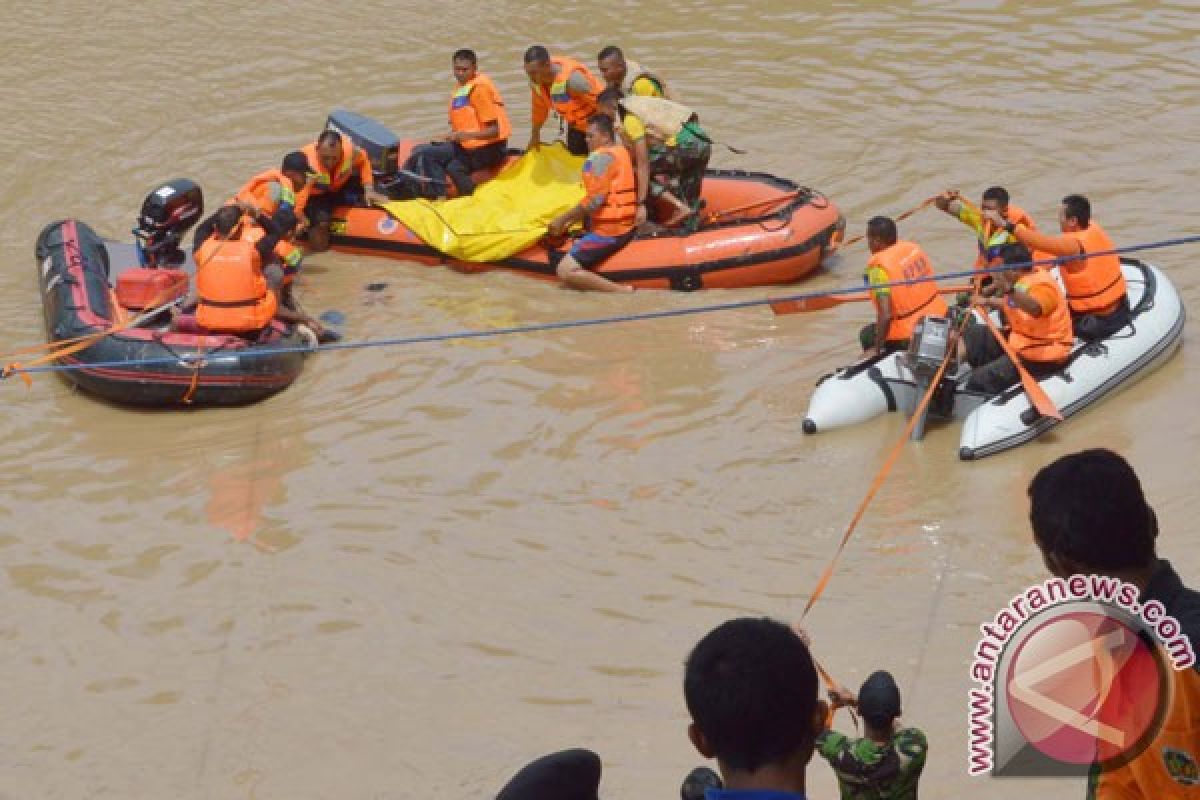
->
[546,114,637,293]
[958,244,1073,394]
[984,194,1130,341]
[177,205,326,340]
[859,217,948,355]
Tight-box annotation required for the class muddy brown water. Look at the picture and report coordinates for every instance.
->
[2,2,1198,798]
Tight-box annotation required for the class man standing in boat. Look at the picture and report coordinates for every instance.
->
[984,194,1129,341]
[860,217,948,355]
[524,45,603,157]
[546,114,637,293]
[958,244,1073,394]
[596,45,673,99]
[403,49,511,199]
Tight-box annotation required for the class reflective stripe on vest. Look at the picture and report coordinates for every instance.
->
[1005,269,1074,363]
[231,169,296,216]
[536,56,600,133]
[866,241,949,341]
[583,145,637,237]
[1060,221,1126,313]
[447,73,511,149]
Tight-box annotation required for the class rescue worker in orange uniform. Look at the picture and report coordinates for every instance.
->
[185,205,324,338]
[1027,448,1200,800]
[596,45,673,99]
[403,49,511,199]
[934,186,1036,290]
[524,45,602,157]
[229,151,311,222]
[859,216,949,354]
[203,151,312,301]
[300,129,385,253]
[985,194,1130,341]
[546,114,637,293]
[958,243,1073,394]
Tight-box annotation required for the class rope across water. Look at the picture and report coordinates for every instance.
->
[4,233,1197,381]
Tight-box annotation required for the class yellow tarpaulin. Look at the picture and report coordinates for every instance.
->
[379,143,585,263]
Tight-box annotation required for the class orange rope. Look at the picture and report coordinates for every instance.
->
[3,284,184,382]
[181,359,202,404]
[840,197,936,248]
[799,313,967,621]
[2,217,254,384]
[796,317,962,730]
[703,189,808,224]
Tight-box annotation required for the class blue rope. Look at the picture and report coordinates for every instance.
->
[5,233,1198,380]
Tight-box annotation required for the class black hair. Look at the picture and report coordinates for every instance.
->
[597,45,624,62]
[596,87,624,107]
[317,129,343,148]
[982,186,1010,207]
[1028,448,1158,572]
[684,618,818,773]
[453,48,477,65]
[866,216,898,246]
[524,45,550,65]
[999,242,1032,268]
[214,205,243,236]
[1062,194,1091,227]
[587,113,615,139]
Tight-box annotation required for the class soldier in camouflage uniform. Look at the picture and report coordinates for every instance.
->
[818,671,928,800]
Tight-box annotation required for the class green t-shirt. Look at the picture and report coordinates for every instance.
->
[817,726,928,800]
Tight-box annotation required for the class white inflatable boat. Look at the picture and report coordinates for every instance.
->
[802,258,1185,460]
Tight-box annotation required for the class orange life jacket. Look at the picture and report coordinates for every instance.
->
[534,56,601,133]
[229,169,297,217]
[302,138,371,196]
[866,241,949,341]
[1003,269,1073,364]
[1060,221,1126,314]
[194,223,277,333]
[583,145,638,237]
[449,73,511,150]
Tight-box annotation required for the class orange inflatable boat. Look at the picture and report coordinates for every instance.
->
[324,111,844,291]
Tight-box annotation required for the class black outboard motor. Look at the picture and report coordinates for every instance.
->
[907,315,956,440]
[132,178,203,267]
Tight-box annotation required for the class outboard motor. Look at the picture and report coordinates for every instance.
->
[906,315,956,440]
[326,110,401,181]
[132,178,203,267]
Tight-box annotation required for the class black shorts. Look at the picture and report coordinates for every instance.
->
[1072,296,1131,341]
[302,176,366,225]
